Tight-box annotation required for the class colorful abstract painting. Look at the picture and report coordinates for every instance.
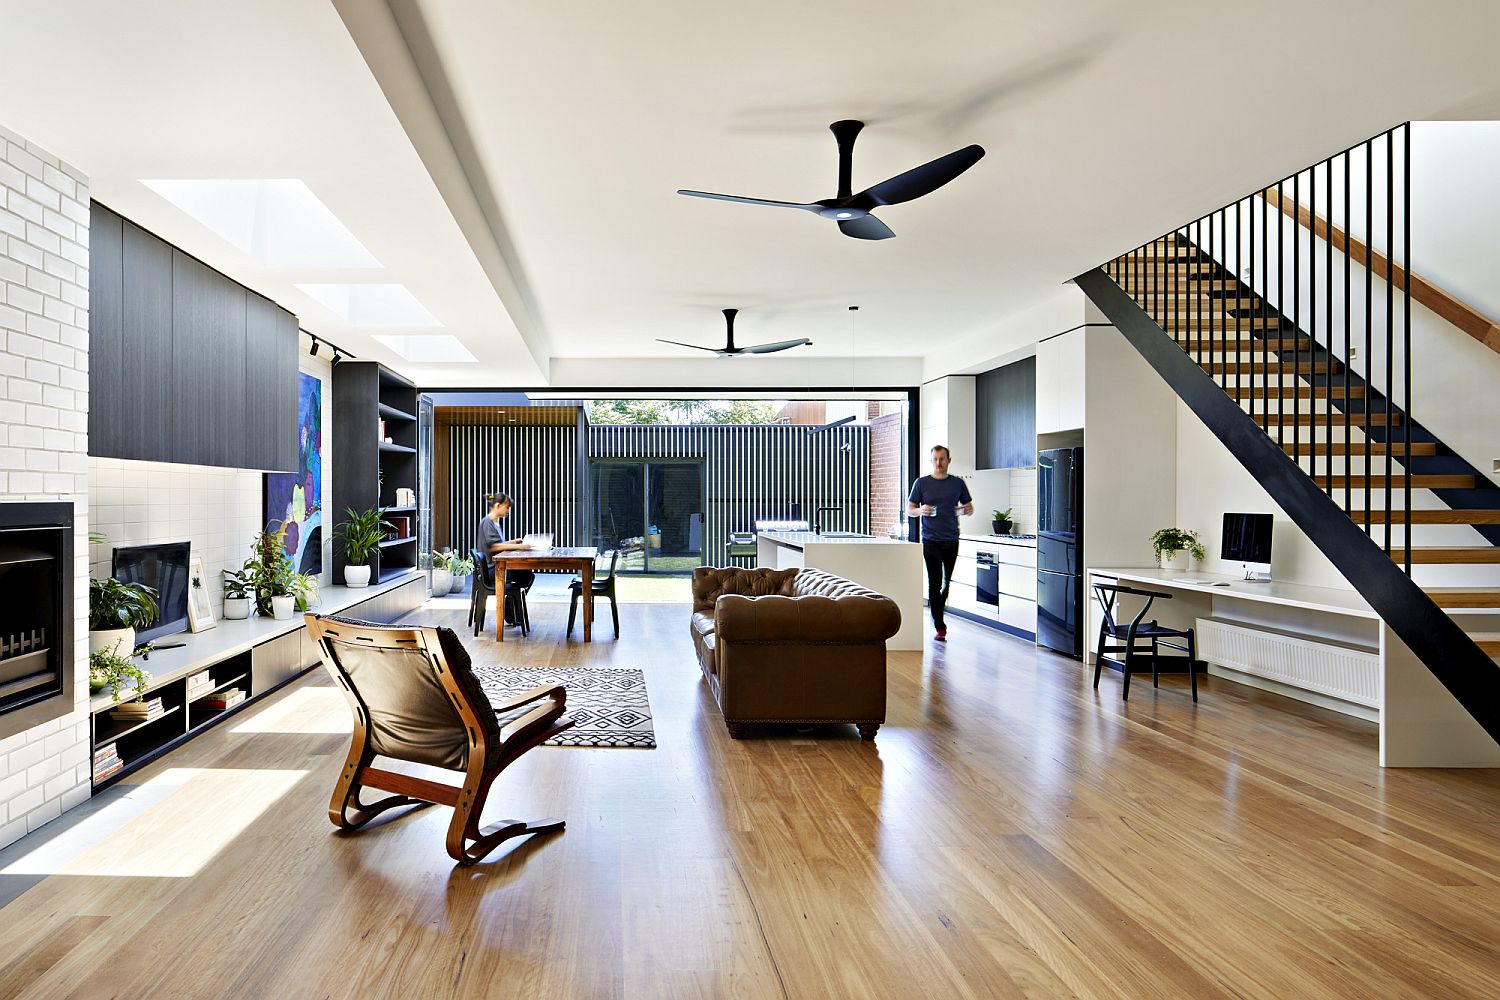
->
[264,371,323,574]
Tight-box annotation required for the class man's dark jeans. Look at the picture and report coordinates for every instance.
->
[922,539,960,631]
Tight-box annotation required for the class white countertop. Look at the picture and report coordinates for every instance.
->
[757,530,916,551]
[1087,567,1376,619]
[960,533,1037,547]
[90,571,425,710]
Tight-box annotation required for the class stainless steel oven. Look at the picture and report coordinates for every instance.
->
[976,551,1000,606]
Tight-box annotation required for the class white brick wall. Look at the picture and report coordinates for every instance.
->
[0,121,91,851]
[1009,468,1038,534]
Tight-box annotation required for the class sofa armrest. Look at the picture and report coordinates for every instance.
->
[714,594,900,644]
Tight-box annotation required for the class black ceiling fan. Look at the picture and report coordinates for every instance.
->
[656,308,811,358]
[677,119,984,240]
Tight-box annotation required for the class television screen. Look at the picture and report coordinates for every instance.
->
[112,542,191,643]
[1221,513,1273,565]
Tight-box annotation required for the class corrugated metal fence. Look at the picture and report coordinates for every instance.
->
[445,421,870,568]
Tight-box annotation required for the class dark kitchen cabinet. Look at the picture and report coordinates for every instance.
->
[88,201,298,471]
[977,356,1037,470]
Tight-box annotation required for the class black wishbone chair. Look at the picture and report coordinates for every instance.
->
[1091,582,1200,702]
[306,614,572,865]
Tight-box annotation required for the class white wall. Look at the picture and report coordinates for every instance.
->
[0,124,91,850]
[88,350,335,618]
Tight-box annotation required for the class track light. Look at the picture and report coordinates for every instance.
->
[309,336,320,357]
[331,349,343,366]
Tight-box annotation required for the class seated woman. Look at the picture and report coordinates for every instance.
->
[478,494,536,623]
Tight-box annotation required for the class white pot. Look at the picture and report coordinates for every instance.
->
[89,627,135,657]
[344,564,372,588]
[271,595,296,621]
[432,568,453,596]
[449,572,466,595]
[223,597,251,620]
[1159,550,1188,571]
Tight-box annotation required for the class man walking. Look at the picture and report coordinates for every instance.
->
[907,445,973,642]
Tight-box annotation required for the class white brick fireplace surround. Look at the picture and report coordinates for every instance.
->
[0,123,91,850]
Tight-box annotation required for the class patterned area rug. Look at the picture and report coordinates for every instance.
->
[472,665,656,748]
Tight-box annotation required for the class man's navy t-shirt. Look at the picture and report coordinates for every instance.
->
[908,475,972,542]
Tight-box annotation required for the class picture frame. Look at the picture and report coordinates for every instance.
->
[186,555,217,633]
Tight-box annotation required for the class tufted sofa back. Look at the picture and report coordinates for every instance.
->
[692,566,800,612]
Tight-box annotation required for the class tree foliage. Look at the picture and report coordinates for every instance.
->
[587,399,780,425]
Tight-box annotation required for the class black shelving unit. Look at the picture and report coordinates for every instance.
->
[333,362,422,582]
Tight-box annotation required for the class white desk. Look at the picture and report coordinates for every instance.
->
[1088,567,1500,768]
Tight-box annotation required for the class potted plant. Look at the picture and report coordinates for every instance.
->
[333,506,391,588]
[1150,528,1206,571]
[992,508,1014,535]
[89,577,160,656]
[431,549,455,596]
[450,554,474,594]
[247,521,307,620]
[222,562,254,620]
[89,645,151,704]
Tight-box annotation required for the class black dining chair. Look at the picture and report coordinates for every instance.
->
[468,547,531,638]
[1091,582,1200,701]
[567,549,619,638]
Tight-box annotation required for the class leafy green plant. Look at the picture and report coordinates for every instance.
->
[89,646,151,704]
[431,549,456,572]
[223,561,255,600]
[991,508,1013,522]
[334,506,392,565]
[451,554,475,578]
[89,577,160,631]
[1149,528,1205,562]
[248,521,302,616]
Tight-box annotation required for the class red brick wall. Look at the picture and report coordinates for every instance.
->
[869,412,903,537]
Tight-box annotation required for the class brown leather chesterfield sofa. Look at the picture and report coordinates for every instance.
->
[690,566,901,740]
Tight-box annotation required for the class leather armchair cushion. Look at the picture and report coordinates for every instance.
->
[692,566,799,613]
[691,611,717,637]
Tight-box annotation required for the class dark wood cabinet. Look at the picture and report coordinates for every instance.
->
[333,362,421,583]
[977,356,1037,470]
[88,202,298,471]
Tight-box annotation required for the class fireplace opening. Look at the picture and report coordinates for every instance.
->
[0,503,74,736]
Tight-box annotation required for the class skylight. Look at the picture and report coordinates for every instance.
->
[295,283,441,327]
[142,179,380,268]
[372,334,477,363]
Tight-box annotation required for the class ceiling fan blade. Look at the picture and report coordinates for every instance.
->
[656,338,723,353]
[676,189,821,212]
[742,338,813,354]
[860,144,985,206]
[837,215,895,240]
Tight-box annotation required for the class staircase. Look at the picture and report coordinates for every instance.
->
[1074,124,1500,743]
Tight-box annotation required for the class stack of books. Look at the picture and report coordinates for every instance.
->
[185,670,215,701]
[111,697,165,725]
[93,742,123,783]
[197,688,245,712]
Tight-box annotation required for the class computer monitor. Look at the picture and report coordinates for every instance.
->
[1221,513,1273,581]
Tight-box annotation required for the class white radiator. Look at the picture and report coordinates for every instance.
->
[1195,617,1379,708]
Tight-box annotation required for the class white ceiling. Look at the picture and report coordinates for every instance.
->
[3,1,1500,387]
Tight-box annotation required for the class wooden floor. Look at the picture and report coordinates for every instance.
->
[1,596,1498,998]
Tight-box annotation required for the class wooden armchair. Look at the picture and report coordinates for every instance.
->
[305,614,572,865]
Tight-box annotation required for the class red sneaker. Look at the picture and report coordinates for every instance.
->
[934,630,947,642]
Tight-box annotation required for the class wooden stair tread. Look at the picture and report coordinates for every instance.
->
[1231,385,1366,399]
[1256,411,1401,426]
[1282,441,1436,456]
[1204,362,1335,375]
[1191,339,1311,351]
[1463,633,1500,655]
[1313,473,1473,489]
[1352,509,1500,524]
[1405,547,1500,564]
[1423,589,1500,609]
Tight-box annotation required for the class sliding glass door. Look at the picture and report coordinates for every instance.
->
[588,459,704,574]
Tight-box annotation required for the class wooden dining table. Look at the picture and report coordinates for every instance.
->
[493,547,600,642]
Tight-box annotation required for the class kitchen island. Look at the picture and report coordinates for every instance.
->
[757,531,924,650]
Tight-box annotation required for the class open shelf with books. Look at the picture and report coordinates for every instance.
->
[333,362,424,584]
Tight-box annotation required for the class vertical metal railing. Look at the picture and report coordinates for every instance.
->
[1101,124,1414,573]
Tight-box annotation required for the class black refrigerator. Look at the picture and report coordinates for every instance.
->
[1036,447,1083,658]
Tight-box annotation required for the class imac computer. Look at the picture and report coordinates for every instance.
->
[1221,513,1273,581]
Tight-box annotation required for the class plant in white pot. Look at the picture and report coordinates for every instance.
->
[431,549,455,596]
[449,554,474,595]
[222,562,254,620]
[1150,528,1205,571]
[333,506,391,588]
[89,645,151,704]
[248,521,308,621]
[88,577,159,656]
